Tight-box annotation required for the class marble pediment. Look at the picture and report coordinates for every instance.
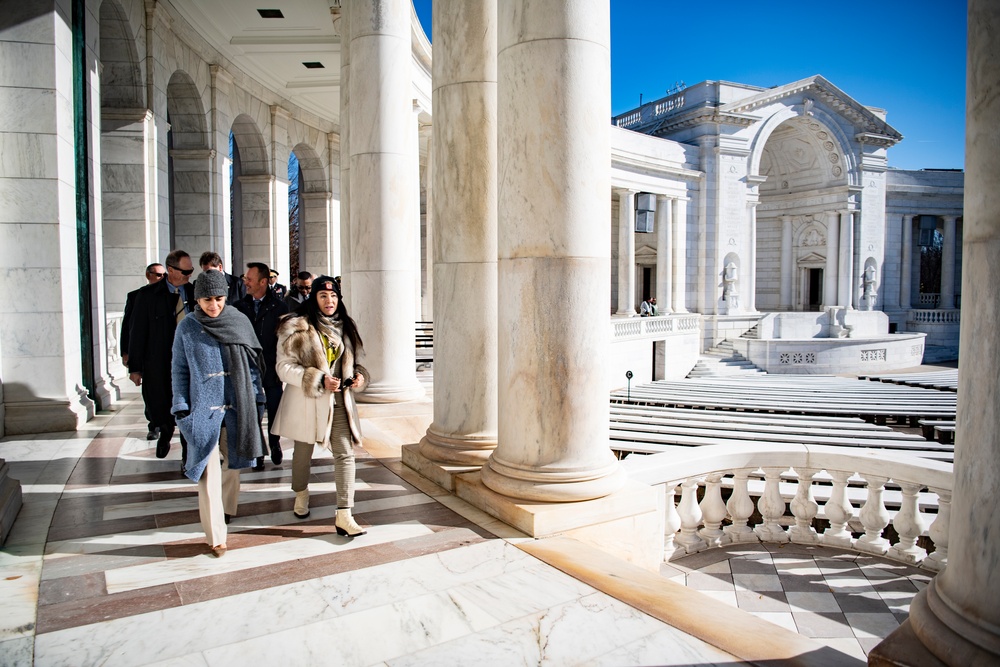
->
[721,75,902,143]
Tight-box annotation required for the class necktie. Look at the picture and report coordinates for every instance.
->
[174,288,186,324]
[254,300,261,316]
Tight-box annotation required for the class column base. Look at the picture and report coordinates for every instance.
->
[0,459,23,546]
[3,393,95,435]
[480,456,627,503]
[417,429,496,467]
[456,469,656,536]
[868,618,947,667]
[402,443,480,492]
[355,379,425,404]
[92,373,118,410]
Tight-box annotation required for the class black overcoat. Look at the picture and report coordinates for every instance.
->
[127,280,194,425]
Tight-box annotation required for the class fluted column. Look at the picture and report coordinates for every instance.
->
[411,101,426,324]
[748,203,758,312]
[672,197,688,312]
[655,194,673,313]
[838,210,855,308]
[418,0,498,465]
[780,215,793,310]
[615,188,637,315]
[824,211,839,307]
[900,214,914,310]
[872,2,1000,662]
[940,214,958,309]
[348,0,423,402]
[482,0,626,502]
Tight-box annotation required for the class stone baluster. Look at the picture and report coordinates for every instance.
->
[663,483,682,561]
[887,481,928,564]
[698,473,727,548]
[754,468,789,543]
[675,478,707,554]
[724,469,756,543]
[856,475,891,554]
[789,467,821,544]
[821,470,855,548]
[922,487,951,572]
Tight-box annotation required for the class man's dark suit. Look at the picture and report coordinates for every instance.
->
[127,280,194,437]
[234,289,289,457]
[121,287,155,432]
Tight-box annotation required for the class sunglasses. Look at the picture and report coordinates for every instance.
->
[168,264,195,276]
[149,272,167,278]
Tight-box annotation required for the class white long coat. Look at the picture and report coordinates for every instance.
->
[271,315,366,446]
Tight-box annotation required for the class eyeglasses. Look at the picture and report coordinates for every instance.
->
[168,264,194,276]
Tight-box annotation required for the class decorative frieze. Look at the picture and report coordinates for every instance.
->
[860,348,887,362]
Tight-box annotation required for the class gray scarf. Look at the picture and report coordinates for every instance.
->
[194,306,266,461]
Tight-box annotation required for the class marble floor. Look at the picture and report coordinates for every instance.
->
[0,375,926,666]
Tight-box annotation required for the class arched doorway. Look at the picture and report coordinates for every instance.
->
[229,115,271,273]
[166,71,211,257]
[754,116,851,312]
[290,143,332,276]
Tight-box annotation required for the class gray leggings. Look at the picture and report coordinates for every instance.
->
[290,398,355,508]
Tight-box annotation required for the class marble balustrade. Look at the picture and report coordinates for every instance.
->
[623,443,953,571]
[610,314,701,341]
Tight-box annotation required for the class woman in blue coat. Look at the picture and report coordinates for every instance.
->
[171,271,266,557]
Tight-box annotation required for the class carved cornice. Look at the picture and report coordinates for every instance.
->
[855,132,900,149]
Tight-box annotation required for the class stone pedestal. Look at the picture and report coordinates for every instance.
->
[348,0,423,403]
[417,0,498,465]
[871,1,1000,663]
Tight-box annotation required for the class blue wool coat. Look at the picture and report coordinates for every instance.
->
[171,315,265,482]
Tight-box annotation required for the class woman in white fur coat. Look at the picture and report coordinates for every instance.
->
[271,276,368,536]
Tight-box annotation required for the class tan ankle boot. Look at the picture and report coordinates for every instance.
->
[294,490,310,519]
[335,508,366,537]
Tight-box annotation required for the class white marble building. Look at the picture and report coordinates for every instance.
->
[2,0,998,663]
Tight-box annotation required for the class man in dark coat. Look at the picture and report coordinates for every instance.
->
[128,249,195,467]
[121,262,167,440]
[199,251,246,303]
[234,261,290,469]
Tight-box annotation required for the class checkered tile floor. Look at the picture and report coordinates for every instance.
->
[664,541,932,660]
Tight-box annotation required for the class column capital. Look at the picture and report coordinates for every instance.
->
[613,187,638,197]
[270,105,293,122]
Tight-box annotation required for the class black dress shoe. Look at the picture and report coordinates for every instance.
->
[270,442,283,465]
[155,431,171,458]
[252,456,265,472]
[146,429,158,441]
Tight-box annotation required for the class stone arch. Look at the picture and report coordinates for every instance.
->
[748,106,858,187]
[166,70,212,256]
[231,114,270,176]
[99,0,143,109]
[230,115,272,273]
[166,70,208,150]
[290,142,333,276]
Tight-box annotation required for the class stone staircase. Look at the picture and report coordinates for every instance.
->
[686,339,767,378]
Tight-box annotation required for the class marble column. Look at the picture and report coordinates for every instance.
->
[615,188,637,315]
[333,3,352,307]
[0,1,95,433]
[940,214,958,309]
[824,211,839,307]
[417,0,498,465]
[348,0,423,402]
[422,126,434,321]
[838,210,855,308]
[900,214,914,310]
[411,102,427,324]
[655,194,672,313]
[747,203,758,313]
[672,197,688,313]
[872,3,1000,662]
[269,106,291,281]
[101,109,157,312]
[482,0,626,502]
[780,215,793,310]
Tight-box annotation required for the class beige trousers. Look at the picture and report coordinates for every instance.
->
[290,398,355,508]
[198,426,242,546]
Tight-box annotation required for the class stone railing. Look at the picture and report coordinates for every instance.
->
[612,91,687,130]
[106,311,127,380]
[623,443,953,571]
[918,293,940,307]
[909,309,961,324]
[611,314,701,341]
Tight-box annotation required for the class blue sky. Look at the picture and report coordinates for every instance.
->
[412,1,967,171]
